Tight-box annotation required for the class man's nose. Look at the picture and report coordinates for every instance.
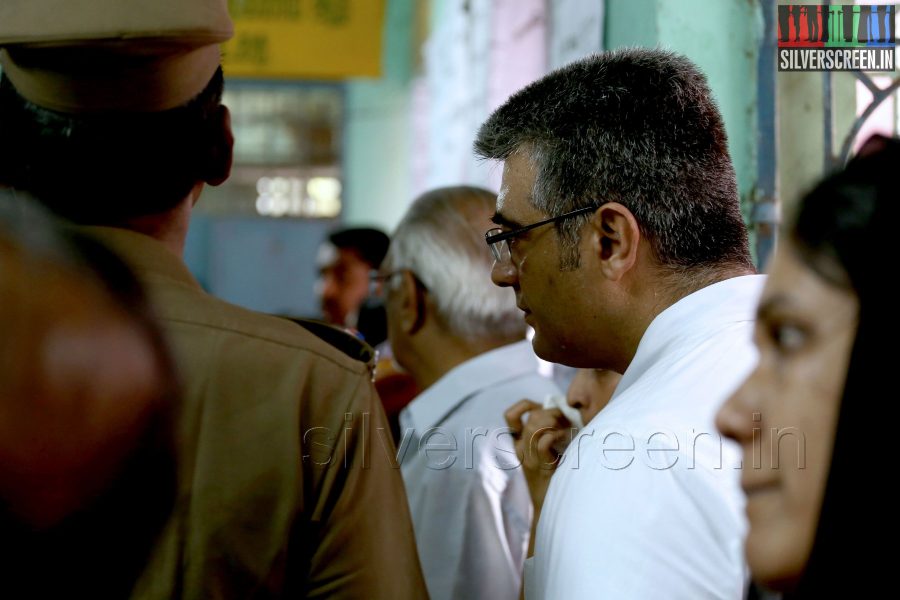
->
[319,274,337,298]
[490,259,518,288]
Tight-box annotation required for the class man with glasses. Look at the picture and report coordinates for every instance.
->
[475,49,764,599]
[376,185,560,600]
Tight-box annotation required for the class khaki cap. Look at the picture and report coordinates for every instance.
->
[0,0,233,113]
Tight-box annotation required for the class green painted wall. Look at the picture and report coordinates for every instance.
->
[606,0,762,210]
[606,0,658,49]
[342,0,415,232]
[658,0,761,204]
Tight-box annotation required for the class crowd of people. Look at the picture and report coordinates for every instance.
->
[0,0,891,598]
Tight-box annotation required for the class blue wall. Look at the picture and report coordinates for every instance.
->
[184,215,334,317]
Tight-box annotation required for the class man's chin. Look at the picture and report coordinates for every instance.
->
[530,332,596,368]
[529,331,566,365]
[321,306,345,326]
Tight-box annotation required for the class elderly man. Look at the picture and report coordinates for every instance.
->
[377,186,560,600]
[0,1,425,598]
[476,49,764,598]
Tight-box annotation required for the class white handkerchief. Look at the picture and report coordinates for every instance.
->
[542,393,583,429]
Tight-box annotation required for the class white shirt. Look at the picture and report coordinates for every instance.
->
[400,340,561,600]
[525,275,766,600]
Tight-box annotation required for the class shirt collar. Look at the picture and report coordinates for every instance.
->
[615,274,766,396]
[403,339,539,430]
[77,226,202,291]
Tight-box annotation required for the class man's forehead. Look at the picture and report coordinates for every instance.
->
[496,182,509,213]
[317,243,372,271]
[496,153,539,220]
[316,243,339,270]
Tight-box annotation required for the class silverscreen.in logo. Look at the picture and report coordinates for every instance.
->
[778,4,895,71]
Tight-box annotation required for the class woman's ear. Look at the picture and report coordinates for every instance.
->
[203,105,233,186]
[588,202,641,282]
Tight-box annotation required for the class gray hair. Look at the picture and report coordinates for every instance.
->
[474,48,753,272]
[386,186,525,341]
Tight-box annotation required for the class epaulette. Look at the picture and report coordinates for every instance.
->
[286,318,376,375]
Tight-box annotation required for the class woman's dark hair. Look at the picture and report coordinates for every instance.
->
[786,136,898,598]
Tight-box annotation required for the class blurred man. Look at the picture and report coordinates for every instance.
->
[316,226,410,427]
[317,227,389,333]
[377,186,560,600]
[476,49,764,599]
[1,196,176,597]
[0,1,426,598]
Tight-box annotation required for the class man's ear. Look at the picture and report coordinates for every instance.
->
[204,105,233,186]
[397,271,427,335]
[589,202,641,282]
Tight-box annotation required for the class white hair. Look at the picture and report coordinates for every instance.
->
[386,186,525,341]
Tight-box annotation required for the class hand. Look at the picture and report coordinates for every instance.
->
[504,400,573,513]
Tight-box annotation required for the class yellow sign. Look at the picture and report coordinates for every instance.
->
[223,0,385,79]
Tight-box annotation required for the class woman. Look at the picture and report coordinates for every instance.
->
[505,368,622,557]
[716,136,896,597]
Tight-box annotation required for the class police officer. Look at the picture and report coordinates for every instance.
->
[0,1,426,598]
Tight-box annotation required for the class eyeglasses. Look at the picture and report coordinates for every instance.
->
[484,204,599,263]
[368,269,427,299]
[368,269,404,299]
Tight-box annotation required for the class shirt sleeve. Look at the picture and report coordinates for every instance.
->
[300,375,429,600]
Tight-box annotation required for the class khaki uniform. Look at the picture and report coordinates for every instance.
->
[85,227,427,599]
